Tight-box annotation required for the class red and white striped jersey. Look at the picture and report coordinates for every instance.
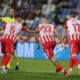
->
[64,18,80,41]
[1,21,27,41]
[36,23,56,44]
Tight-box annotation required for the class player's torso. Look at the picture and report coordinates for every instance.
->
[2,22,22,41]
[4,22,22,35]
[38,24,55,43]
[67,18,80,41]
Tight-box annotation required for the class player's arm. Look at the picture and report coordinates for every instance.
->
[61,28,67,48]
[0,27,3,31]
[35,33,40,49]
[26,28,39,33]
[18,32,24,44]
[0,24,6,31]
[61,22,67,48]
[62,22,67,43]
[22,25,42,33]
[62,28,66,43]
[54,29,62,42]
[53,25,62,42]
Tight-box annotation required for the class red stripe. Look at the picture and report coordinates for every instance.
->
[52,36,55,41]
[68,35,71,41]
[1,35,4,39]
[14,36,17,42]
[72,34,74,40]
[49,35,53,41]
[43,36,46,43]
[46,35,49,41]
[5,34,8,39]
[79,35,80,40]
[76,34,78,40]
[12,35,14,41]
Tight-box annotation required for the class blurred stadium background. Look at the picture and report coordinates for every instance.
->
[0,0,80,80]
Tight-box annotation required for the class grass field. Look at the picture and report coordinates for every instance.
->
[0,57,80,80]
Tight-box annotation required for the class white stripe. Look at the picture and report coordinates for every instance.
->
[62,69,64,72]
[9,34,13,39]
[2,35,5,39]
[74,34,76,40]
[48,35,51,41]
[77,35,79,40]
[46,49,49,57]
[45,36,48,42]
[52,36,54,41]
[70,35,72,40]
[42,36,45,43]
[68,68,72,72]
[6,34,9,39]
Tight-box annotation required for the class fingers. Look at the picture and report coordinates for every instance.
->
[37,45,40,49]
[61,43,66,48]
[39,27,43,31]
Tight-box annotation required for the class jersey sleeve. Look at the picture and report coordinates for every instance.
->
[36,26,39,30]
[53,25,57,31]
[64,22,68,29]
[1,24,6,29]
[22,25,27,31]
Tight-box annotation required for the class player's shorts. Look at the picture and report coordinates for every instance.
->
[70,40,80,54]
[42,41,56,59]
[14,40,18,49]
[1,38,15,54]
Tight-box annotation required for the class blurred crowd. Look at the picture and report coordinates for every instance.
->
[0,0,80,28]
[51,0,80,25]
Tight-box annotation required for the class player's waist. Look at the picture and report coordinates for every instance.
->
[68,34,80,40]
[1,34,17,40]
[40,35,55,43]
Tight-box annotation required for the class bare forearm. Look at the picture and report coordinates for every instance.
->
[19,32,23,40]
[0,27,3,31]
[54,30,62,42]
[62,35,65,43]
[62,29,66,43]
[35,37,39,45]
[26,29,38,34]
[35,34,40,44]
[58,35,63,42]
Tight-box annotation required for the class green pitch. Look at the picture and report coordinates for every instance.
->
[0,57,80,80]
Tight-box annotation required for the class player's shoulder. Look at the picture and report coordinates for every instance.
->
[36,24,42,29]
[15,22,22,26]
[38,24,43,27]
[48,24,56,28]
[48,24,54,26]
[18,22,22,25]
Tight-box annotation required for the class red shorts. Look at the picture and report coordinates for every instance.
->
[42,41,56,59]
[70,40,80,54]
[1,38,15,54]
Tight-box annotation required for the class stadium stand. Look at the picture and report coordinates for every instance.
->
[0,0,80,36]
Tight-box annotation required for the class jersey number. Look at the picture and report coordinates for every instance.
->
[72,24,80,32]
[43,26,51,32]
[9,26,15,33]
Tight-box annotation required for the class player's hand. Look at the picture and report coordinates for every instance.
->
[37,44,40,49]
[61,43,66,48]
[20,39,24,44]
[37,27,43,32]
